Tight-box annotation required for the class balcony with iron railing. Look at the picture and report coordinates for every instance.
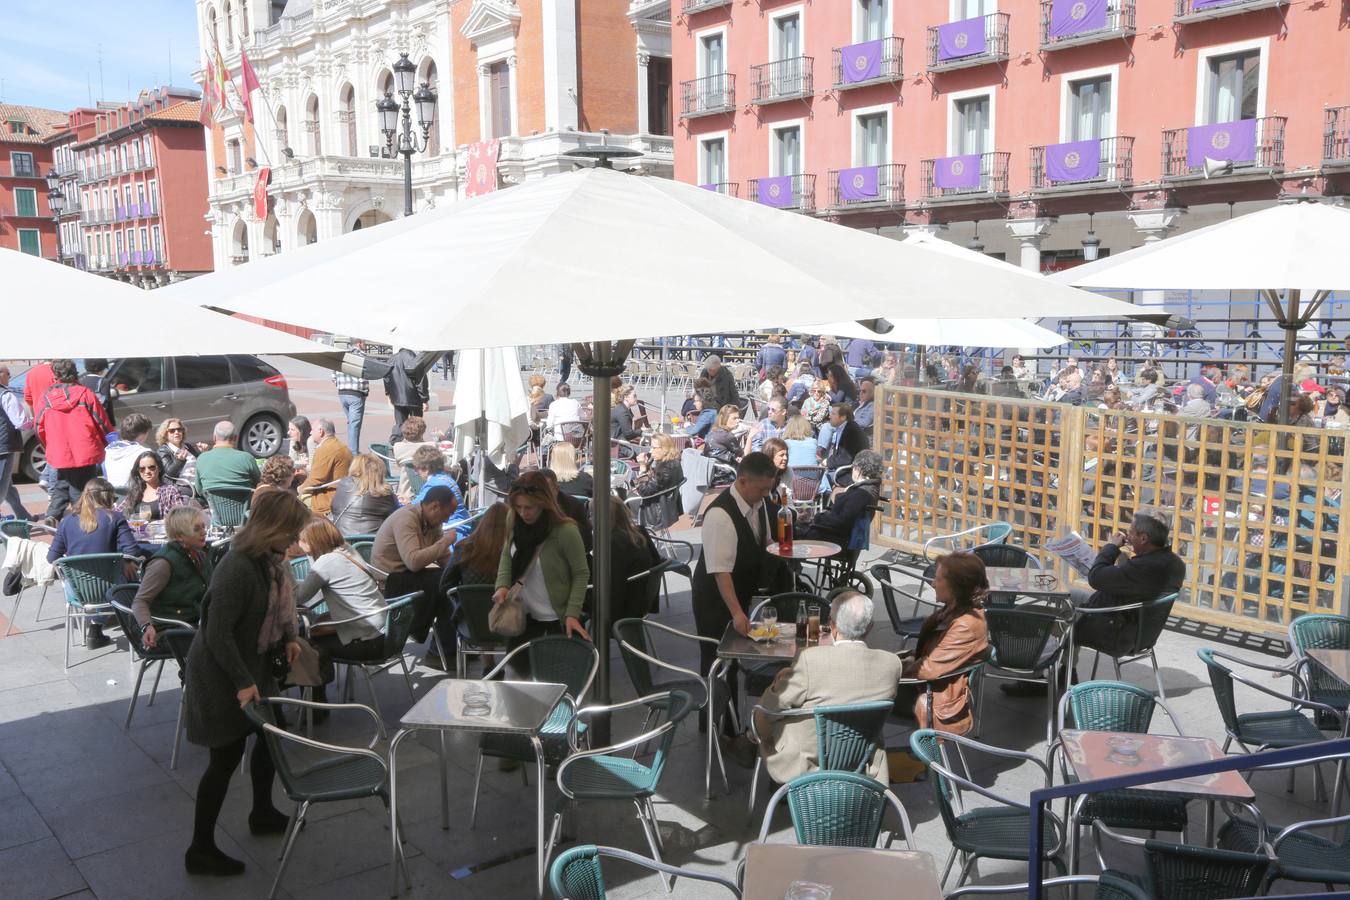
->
[751,57,814,104]
[698,181,740,198]
[1161,116,1285,180]
[1030,136,1134,191]
[748,174,816,212]
[1174,0,1287,24]
[927,12,1010,73]
[681,0,732,12]
[921,151,1011,201]
[680,73,736,118]
[1324,106,1350,170]
[826,163,905,210]
[1039,0,1135,50]
[832,37,904,90]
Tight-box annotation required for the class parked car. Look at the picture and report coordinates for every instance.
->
[13,355,296,482]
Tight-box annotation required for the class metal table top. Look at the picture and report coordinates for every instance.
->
[398,679,566,736]
[742,844,941,900]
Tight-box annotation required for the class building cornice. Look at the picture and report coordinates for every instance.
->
[461,0,520,47]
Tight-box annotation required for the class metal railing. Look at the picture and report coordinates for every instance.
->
[832,37,904,88]
[1030,135,1134,189]
[826,163,905,209]
[699,181,740,198]
[1161,116,1286,178]
[1040,0,1135,48]
[1174,0,1287,21]
[921,151,1010,198]
[682,0,732,11]
[751,56,814,104]
[926,12,1010,71]
[1324,105,1350,165]
[748,174,816,212]
[680,73,736,117]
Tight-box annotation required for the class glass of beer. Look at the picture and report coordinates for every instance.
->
[806,604,822,645]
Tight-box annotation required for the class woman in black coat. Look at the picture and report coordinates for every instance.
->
[181,490,312,877]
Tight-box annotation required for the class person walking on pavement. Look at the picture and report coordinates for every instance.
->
[0,365,34,520]
[384,348,430,444]
[558,344,573,385]
[36,359,113,524]
[331,369,369,452]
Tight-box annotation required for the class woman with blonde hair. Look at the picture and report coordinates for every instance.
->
[782,414,819,467]
[331,452,400,536]
[702,404,744,468]
[801,380,831,429]
[633,433,681,497]
[527,374,553,426]
[133,506,211,648]
[549,441,593,498]
[156,417,205,480]
[47,477,144,648]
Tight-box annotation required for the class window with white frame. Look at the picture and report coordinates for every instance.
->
[954,0,994,19]
[700,137,727,185]
[953,95,991,155]
[772,124,802,175]
[773,13,802,60]
[1205,50,1260,123]
[858,0,888,41]
[487,61,512,139]
[700,32,725,77]
[1068,76,1111,141]
[9,151,35,177]
[855,112,888,166]
[14,187,37,218]
[152,225,161,254]
[17,229,40,256]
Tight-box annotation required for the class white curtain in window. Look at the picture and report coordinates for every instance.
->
[957,0,993,20]
[775,127,801,175]
[702,35,724,76]
[775,15,801,59]
[1209,52,1258,122]
[702,139,725,183]
[956,97,989,155]
[1071,77,1110,141]
[858,114,888,166]
[859,0,887,41]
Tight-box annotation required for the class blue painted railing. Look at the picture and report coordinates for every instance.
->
[1026,736,1350,900]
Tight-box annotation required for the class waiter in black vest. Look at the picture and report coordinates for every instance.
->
[691,452,789,731]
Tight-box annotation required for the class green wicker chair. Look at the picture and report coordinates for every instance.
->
[368,443,402,489]
[203,486,253,530]
[54,551,133,670]
[1198,647,1344,805]
[869,561,941,642]
[1052,680,1190,874]
[982,606,1068,744]
[745,592,823,695]
[470,636,599,827]
[972,543,1042,607]
[446,584,509,678]
[548,844,741,900]
[158,626,197,770]
[1289,614,1350,727]
[547,690,694,894]
[106,585,191,732]
[324,593,422,722]
[288,555,311,582]
[1093,820,1272,900]
[348,539,376,566]
[756,770,915,850]
[1068,592,1178,700]
[1218,797,1350,890]
[746,699,893,820]
[243,697,408,900]
[945,875,1147,900]
[909,727,1066,890]
[1,520,54,635]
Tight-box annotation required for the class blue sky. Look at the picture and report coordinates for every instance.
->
[0,0,202,111]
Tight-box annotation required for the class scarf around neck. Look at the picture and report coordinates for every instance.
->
[509,513,552,583]
[257,552,297,654]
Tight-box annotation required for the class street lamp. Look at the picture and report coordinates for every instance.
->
[45,168,67,263]
[378,52,438,217]
[1081,212,1101,262]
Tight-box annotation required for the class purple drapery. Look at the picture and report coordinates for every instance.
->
[934,155,982,189]
[1048,0,1109,37]
[757,175,796,208]
[1190,0,1239,9]
[699,183,717,191]
[1186,119,1257,167]
[838,166,880,201]
[937,17,987,61]
[1045,139,1102,182]
[841,40,884,83]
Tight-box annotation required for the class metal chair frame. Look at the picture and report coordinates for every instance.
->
[869,561,942,644]
[624,477,686,540]
[445,584,509,678]
[755,770,916,851]
[54,551,139,670]
[1,520,55,635]
[203,486,253,530]
[1092,819,1274,899]
[648,534,696,608]
[106,589,193,729]
[1066,592,1178,700]
[548,844,741,900]
[304,593,423,723]
[981,606,1070,745]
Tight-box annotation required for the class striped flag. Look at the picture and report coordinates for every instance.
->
[198,60,217,125]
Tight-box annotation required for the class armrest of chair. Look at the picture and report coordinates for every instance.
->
[257,696,388,750]
[617,638,704,684]
[1273,810,1350,851]
[747,704,812,747]
[149,615,196,631]
[589,846,742,896]
[322,592,420,630]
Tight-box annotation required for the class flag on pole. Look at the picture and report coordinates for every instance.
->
[239,48,261,125]
[253,167,271,219]
[198,63,216,126]
[212,43,232,112]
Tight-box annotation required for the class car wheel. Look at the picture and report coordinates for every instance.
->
[21,438,45,483]
[242,414,284,458]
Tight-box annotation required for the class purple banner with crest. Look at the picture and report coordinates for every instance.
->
[937,17,987,61]
[699,183,717,191]
[1045,139,1102,182]
[1049,0,1108,37]
[756,175,796,208]
[838,166,880,201]
[1190,0,1239,9]
[841,40,883,83]
[1186,119,1257,167]
[934,154,982,189]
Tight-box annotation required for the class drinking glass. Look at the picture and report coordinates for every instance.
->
[760,607,779,641]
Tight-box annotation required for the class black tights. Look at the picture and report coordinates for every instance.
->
[191,733,278,852]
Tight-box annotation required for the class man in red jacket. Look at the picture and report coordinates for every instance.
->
[36,359,112,523]
[22,359,54,414]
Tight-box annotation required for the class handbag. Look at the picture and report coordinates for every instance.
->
[2,568,22,597]
[488,548,542,637]
[283,636,325,688]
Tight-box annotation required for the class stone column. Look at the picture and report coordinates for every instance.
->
[1126,208,1184,312]
[635,52,651,138]
[1006,217,1056,273]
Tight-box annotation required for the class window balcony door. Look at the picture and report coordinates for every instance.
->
[1069,76,1111,141]
[1206,50,1259,124]
[773,125,802,177]
[954,95,990,156]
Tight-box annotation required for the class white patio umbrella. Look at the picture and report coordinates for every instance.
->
[452,346,532,505]
[1050,200,1350,422]
[162,165,1142,710]
[0,247,335,358]
[789,317,1067,349]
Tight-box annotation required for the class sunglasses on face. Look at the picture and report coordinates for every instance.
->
[138,465,160,473]
[167,427,184,433]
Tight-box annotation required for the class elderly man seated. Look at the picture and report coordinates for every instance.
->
[743,592,902,783]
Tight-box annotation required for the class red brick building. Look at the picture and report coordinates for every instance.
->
[0,104,66,259]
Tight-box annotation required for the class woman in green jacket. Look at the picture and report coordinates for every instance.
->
[494,471,591,656]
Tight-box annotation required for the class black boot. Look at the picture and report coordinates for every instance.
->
[248,807,291,836]
[85,624,110,650]
[184,845,246,876]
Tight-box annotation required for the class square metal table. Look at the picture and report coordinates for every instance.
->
[741,844,942,900]
[984,566,1070,603]
[1307,648,1350,686]
[387,678,567,897]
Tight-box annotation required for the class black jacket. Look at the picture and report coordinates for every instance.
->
[703,426,742,467]
[1085,544,1186,609]
[824,420,868,471]
[700,366,740,409]
[557,471,594,499]
[633,458,682,498]
[331,477,400,536]
[803,479,880,548]
[384,349,430,408]
[612,404,642,441]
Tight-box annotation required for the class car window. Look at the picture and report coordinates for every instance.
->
[228,355,278,384]
[111,358,165,395]
[175,356,234,390]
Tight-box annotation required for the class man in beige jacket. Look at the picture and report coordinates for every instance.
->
[752,591,902,784]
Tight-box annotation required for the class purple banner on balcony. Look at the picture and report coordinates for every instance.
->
[1048,0,1108,37]
[700,183,718,191]
[934,154,982,189]
[757,176,796,208]
[1190,0,1239,9]
[119,252,128,266]
[937,17,986,61]
[838,166,880,201]
[841,40,884,83]
[1186,119,1257,167]
[1045,139,1102,182]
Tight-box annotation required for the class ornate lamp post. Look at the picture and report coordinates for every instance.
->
[45,168,67,264]
[377,53,438,217]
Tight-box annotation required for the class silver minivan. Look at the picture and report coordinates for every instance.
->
[17,355,297,481]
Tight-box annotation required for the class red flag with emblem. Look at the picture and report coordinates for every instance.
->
[253,167,271,220]
[198,61,217,126]
[239,48,262,125]
[465,140,501,198]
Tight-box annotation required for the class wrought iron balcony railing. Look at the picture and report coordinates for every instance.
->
[832,37,904,89]
[680,73,736,118]
[1030,136,1134,190]
[921,151,1010,200]
[748,173,816,212]
[927,13,1010,72]
[1039,0,1135,50]
[1161,116,1285,179]
[826,163,905,210]
[1324,106,1350,168]
[751,57,814,104]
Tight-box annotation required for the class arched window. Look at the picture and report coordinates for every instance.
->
[339,84,357,156]
[224,1,235,48]
[297,209,317,246]
[419,59,440,156]
[305,95,321,155]
[274,106,288,157]
[231,219,249,264]
[207,7,219,50]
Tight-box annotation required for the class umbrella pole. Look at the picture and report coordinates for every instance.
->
[659,340,668,427]
[1278,289,1301,427]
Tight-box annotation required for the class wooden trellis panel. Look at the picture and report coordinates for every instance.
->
[874,386,1350,637]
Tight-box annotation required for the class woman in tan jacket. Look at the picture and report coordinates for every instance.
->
[903,551,990,735]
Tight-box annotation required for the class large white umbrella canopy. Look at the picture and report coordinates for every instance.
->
[452,347,532,466]
[0,248,335,358]
[165,166,1139,348]
[791,317,1067,349]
